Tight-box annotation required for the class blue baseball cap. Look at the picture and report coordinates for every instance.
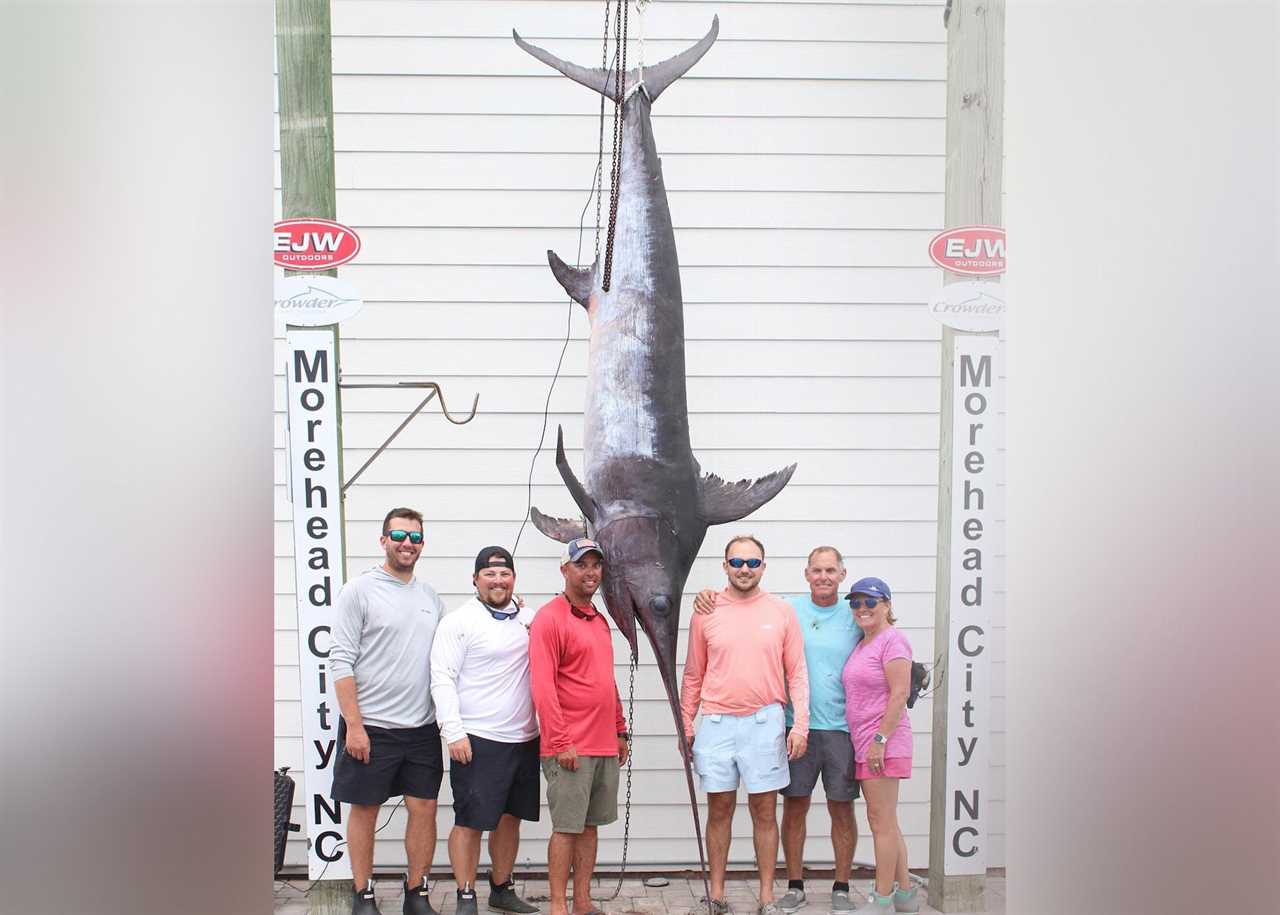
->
[560,537,603,564]
[846,576,891,601]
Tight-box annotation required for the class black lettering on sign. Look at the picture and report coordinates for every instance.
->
[307,625,331,658]
[294,349,329,384]
[954,788,980,820]
[958,625,985,657]
[300,388,325,411]
[961,577,983,606]
[303,448,325,471]
[307,516,328,539]
[964,450,985,473]
[964,392,988,415]
[315,830,345,863]
[305,478,328,510]
[962,548,982,571]
[308,546,330,570]
[962,479,984,511]
[968,422,985,445]
[962,518,983,540]
[952,827,979,858]
[314,738,335,768]
[957,736,977,766]
[960,354,991,388]
[318,663,327,696]
[308,577,332,608]
[314,793,342,826]
[962,698,975,727]
[307,418,322,442]
[317,701,332,730]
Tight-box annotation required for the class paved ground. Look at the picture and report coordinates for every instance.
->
[274,873,1005,915]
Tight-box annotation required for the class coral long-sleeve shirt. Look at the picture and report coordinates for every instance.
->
[528,594,627,757]
[680,588,809,740]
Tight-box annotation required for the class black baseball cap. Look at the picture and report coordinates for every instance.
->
[474,545,515,574]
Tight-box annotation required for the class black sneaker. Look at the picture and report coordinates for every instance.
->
[457,887,480,915]
[487,879,538,915]
[403,878,440,915]
[352,882,381,915]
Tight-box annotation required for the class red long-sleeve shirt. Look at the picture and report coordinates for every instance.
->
[528,594,627,757]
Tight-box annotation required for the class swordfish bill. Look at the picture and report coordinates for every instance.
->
[515,16,798,883]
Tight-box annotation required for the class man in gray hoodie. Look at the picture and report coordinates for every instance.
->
[331,507,447,915]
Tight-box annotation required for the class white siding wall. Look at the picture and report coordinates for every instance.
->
[274,0,1006,873]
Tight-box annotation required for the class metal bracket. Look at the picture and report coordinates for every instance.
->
[338,382,479,492]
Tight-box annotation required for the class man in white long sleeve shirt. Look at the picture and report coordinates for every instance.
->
[430,546,541,915]
[330,507,446,915]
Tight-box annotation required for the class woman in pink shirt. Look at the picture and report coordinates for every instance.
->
[840,577,918,914]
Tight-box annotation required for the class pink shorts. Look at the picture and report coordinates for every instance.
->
[856,756,911,780]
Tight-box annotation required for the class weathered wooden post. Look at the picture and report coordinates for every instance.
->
[277,1,350,912]
[927,1,1004,911]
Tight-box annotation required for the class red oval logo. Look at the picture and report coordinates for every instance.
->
[928,225,1006,275]
[273,218,362,271]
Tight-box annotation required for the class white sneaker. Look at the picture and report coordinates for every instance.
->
[852,892,892,913]
[892,886,920,914]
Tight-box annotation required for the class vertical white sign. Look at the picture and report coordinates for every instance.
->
[943,333,997,873]
[285,328,350,880]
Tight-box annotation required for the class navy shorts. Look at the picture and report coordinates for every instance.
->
[450,734,541,831]
[331,718,444,806]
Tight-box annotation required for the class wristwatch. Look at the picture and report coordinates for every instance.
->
[873,733,888,745]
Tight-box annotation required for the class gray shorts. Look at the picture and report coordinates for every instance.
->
[782,728,859,801]
[541,755,619,834]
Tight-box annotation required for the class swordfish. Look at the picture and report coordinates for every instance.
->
[514,12,797,853]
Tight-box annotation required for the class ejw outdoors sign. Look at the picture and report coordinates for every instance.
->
[284,330,350,879]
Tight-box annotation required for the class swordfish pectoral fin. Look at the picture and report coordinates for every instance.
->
[529,507,587,544]
[547,250,596,308]
[697,462,798,526]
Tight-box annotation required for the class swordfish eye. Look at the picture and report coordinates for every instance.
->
[651,596,670,615]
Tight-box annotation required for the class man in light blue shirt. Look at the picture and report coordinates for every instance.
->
[693,545,863,912]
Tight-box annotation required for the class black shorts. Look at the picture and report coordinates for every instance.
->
[449,734,541,831]
[331,718,444,806]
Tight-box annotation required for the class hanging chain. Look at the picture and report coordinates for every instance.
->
[593,1,613,264]
[601,0,629,293]
[598,650,637,901]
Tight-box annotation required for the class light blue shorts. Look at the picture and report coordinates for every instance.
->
[692,703,789,795]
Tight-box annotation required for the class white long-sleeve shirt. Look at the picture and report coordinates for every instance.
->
[429,596,540,744]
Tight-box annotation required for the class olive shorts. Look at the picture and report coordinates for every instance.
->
[541,754,620,834]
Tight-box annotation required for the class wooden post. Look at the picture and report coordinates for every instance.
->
[276,2,349,912]
[927,1,1003,911]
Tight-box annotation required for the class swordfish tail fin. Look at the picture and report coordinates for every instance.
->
[513,17,719,103]
[697,462,798,526]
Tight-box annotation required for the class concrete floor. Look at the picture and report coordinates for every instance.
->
[273,873,1006,915]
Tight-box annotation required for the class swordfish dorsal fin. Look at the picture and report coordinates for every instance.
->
[547,250,596,307]
[697,462,798,526]
[513,17,719,103]
[529,507,587,544]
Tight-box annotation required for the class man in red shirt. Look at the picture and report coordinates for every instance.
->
[528,538,630,915]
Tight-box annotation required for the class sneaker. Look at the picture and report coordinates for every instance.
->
[852,892,893,913]
[892,886,920,914]
[759,904,783,915]
[698,897,733,915]
[455,888,478,915]
[778,889,806,913]
[403,878,440,915]
[830,890,856,913]
[488,880,538,915]
[352,882,381,915]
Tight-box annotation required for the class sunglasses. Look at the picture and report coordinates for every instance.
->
[848,597,883,610]
[727,557,763,569]
[385,530,423,544]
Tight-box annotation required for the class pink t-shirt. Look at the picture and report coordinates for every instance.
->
[841,626,913,762]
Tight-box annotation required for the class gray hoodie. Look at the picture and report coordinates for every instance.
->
[329,566,445,729]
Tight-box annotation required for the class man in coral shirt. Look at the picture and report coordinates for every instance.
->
[681,535,810,915]
[528,538,630,915]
